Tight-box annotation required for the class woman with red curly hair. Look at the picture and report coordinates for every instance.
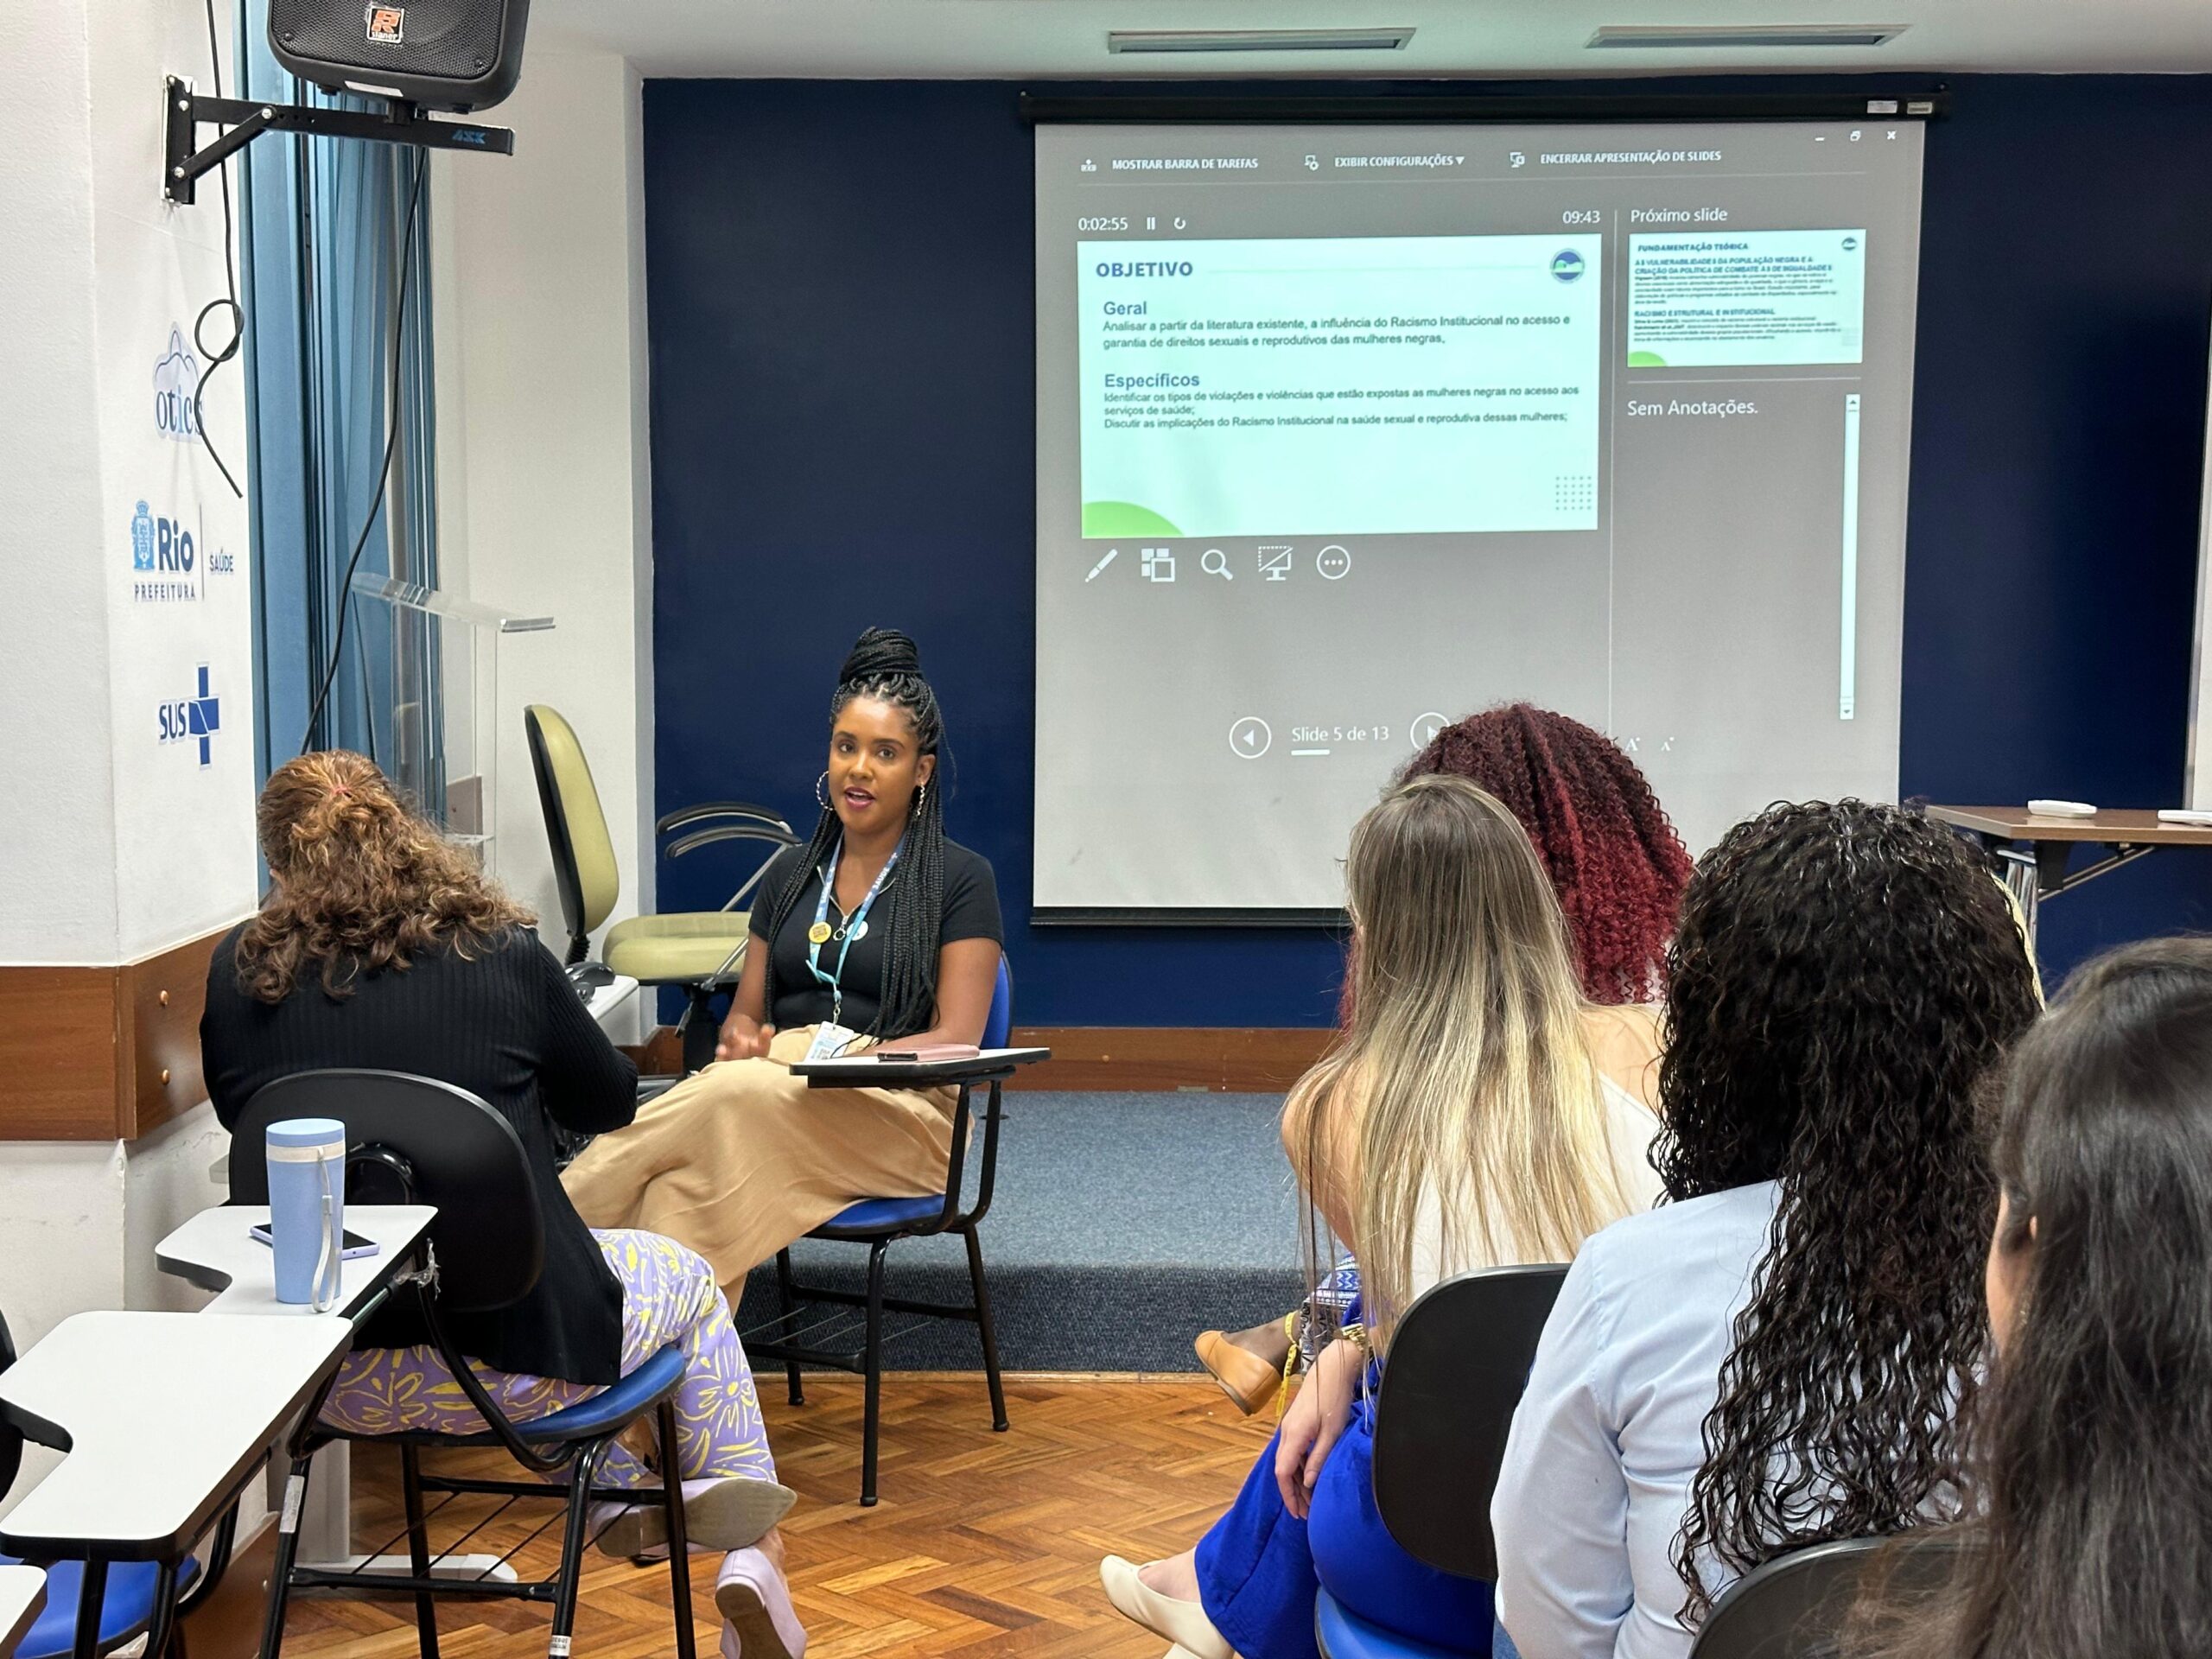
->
[1196,705,1693,1412]
[1402,703,1691,1007]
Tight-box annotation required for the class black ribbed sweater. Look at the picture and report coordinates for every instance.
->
[200,925,638,1385]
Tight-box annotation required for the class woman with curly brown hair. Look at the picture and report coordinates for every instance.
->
[200,752,805,1659]
[1491,799,2041,1659]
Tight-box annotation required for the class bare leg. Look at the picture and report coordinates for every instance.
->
[1138,1548,1201,1601]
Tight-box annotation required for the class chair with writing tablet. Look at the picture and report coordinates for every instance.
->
[0,1306,226,1659]
[524,702,797,1078]
[743,956,1015,1507]
[229,1070,701,1659]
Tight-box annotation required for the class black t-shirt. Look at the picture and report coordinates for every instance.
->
[752,837,1001,1034]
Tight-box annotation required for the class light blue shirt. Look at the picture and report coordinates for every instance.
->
[1491,1180,1783,1659]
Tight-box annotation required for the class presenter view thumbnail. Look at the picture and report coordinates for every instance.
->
[1033,120,1926,915]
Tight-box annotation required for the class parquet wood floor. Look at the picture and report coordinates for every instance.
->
[280,1374,1274,1659]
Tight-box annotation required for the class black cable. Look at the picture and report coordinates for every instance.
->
[194,0,245,499]
[301,148,427,753]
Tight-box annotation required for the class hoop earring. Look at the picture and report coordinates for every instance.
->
[816,771,831,810]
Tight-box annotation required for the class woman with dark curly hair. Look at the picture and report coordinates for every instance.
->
[1847,938,2212,1659]
[1490,798,2040,1659]
[1197,704,1692,1412]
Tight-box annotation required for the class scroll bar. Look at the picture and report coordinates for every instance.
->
[1840,393,1862,721]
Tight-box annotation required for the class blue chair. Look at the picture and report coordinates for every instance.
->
[1314,1266,1570,1659]
[0,1309,223,1659]
[747,958,1014,1506]
[228,1071,699,1659]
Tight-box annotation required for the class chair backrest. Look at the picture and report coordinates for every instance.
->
[229,1070,545,1313]
[0,1306,19,1503]
[982,957,1013,1049]
[1371,1262,1570,1581]
[524,705,620,954]
[1690,1534,1961,1659]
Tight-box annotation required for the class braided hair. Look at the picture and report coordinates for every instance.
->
[756,627,950,1040]
[1656,799,2042,1624]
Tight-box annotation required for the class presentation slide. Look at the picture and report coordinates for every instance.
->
[1033,120,1927,916]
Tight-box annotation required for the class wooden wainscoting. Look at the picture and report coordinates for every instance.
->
[0,925,235,1140]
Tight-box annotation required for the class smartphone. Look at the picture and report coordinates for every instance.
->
[249,1224,382,1260]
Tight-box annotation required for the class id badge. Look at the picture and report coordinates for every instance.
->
[804,1022,862,1062]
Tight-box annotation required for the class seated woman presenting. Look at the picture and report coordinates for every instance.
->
[200,752,803,1659]
[563,626,1002,1285]
[1102,774,1667,1659]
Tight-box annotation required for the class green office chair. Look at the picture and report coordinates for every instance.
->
[524,705,797,1072]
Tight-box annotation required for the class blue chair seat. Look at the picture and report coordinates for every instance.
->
[510,1344,688,1443]
[0,1555,201,1659]
[1315,1587,1484,1659]
[813,1194,946,1236]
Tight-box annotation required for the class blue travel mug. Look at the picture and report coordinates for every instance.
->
[266,1117,346,1308]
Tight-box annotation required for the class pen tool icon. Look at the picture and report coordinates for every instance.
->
[1084,547,1121,582]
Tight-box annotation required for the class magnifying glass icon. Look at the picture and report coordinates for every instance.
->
[1201,549,1233,581]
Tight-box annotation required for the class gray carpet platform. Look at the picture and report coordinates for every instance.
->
[734,1090,1304,1373]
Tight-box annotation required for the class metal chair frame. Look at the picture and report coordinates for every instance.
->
[0,1309,241,1659]
[743,1071,1013,1507]
[229,1073,700,1659]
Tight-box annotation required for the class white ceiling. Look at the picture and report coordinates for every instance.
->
[531,0,2212,80]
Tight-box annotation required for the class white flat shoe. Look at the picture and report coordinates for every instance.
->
[716,1545,806,1659]
[1099,1555,1233,1659]
[594,1477,796,1560]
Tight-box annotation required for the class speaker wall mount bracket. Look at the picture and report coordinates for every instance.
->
[162,74,512,204]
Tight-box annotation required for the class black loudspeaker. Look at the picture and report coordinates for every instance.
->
[270,0,531,113]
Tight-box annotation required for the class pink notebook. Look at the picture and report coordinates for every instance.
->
[874,1042,983,1063]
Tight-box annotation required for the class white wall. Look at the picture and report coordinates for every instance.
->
[431,45,658,1037]
[0,0,257,1504]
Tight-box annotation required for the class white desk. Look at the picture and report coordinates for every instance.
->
[0,1312,351,1562]
[156,1204,435,1321]
[0,1565,45,1654]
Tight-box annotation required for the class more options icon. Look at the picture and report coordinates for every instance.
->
[1316,544,1351,581]
[1229,716,1272,760]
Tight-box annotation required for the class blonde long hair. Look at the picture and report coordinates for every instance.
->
[1290,774,1624,1347]
[236,750,532,1002]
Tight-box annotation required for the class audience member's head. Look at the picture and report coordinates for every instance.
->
[238,749,529,1002]
[1300,773,1629,1338]
[1654,798,2039,1622]
[1399,702,1690,1003]
[1853,937,2212,1658]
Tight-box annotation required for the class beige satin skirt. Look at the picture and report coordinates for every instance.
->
[561,1026,956,1286]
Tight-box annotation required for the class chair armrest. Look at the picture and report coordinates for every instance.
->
[658,800,793,836]
[665,823,800,861]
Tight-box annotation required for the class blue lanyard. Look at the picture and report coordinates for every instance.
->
[806,837,902,1021]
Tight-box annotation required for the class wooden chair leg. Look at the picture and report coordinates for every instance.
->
[961,1224,1008,1433]
[860,1240,888,1507]
[399,1444,440,1659]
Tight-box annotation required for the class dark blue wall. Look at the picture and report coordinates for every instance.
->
[642,74,2212,1026]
